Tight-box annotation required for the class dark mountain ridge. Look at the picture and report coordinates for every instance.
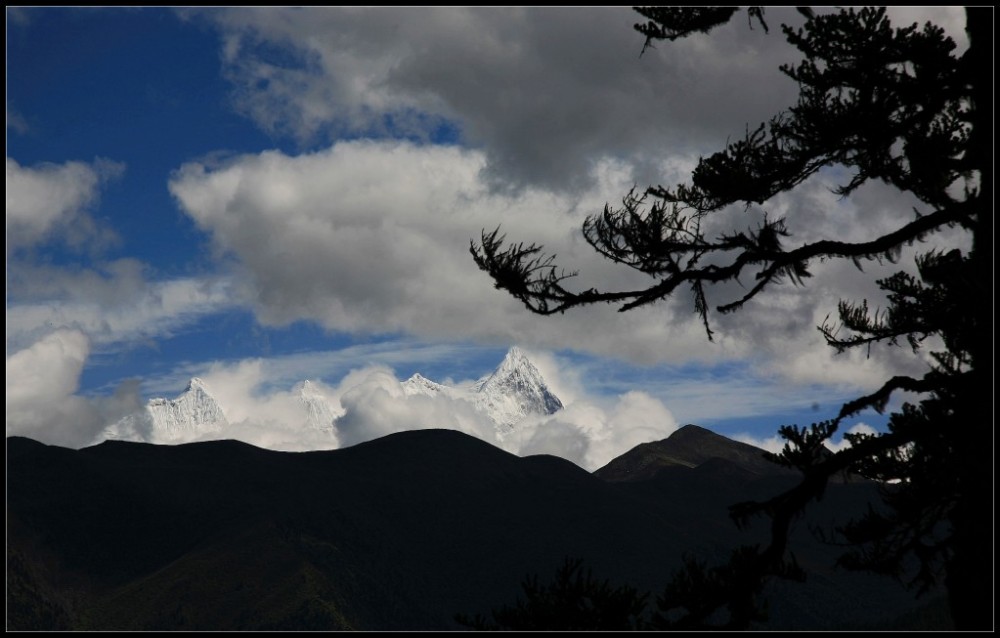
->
[7,428,945,630]
[595,423,798,481]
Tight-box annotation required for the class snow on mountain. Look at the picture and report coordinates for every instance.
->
[401,347,563,433]
[473,347,564,433]
[401,372,456,399]
[296,380,339,433]
[98,347,563,446]
[100,377,229,445]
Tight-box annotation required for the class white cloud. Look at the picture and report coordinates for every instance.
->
[329,365,678,471]
[194,7,813,190]
[168,137,962,399]
[733,432,787,455]
[6,156,124,253]
[604,391,680,450]
[824,422,880,453]
[179,359,498,452]
[191,359,344,451]
[517,419,591,467]
[196,7,967,192]
[5,273,240,354]
[5,330,142,447]
[168,140,688,359]
[538,390,678,471]
[334,370,498,448]
[5,330,89,411]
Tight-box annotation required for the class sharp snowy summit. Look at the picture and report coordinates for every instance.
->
[470,346,564,432]
[295,379,339,434]
[97,348,563,448]
[400,346,563,437]
[100,377,229,445]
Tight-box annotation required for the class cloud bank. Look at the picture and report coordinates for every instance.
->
[98,357,680,472]
[169,138,944,392]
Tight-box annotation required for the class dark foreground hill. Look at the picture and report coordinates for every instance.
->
[595,423,800,481]
[7,428,948,630]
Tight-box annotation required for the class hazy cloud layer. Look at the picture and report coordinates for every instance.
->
[6,266,240,355]
[155,358,679,471]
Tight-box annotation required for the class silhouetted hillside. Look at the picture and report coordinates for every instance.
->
[594,424,796,481]
[6,430,947,630]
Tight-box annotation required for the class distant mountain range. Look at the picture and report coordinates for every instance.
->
[7,425,950,631]
[400,346,563,435]
[96,346,563,446]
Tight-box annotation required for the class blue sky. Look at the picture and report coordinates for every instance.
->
[6,7,969,465]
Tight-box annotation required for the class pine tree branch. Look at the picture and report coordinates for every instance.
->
[472,201,971,324]
[717,202,971,313]
[835,374,942,420]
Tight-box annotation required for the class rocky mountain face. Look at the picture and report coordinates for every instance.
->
[100,377,229,445]
[296,380,338,434]
[400,346,563,434]
[471,346,563,432]
[96,347,563,446]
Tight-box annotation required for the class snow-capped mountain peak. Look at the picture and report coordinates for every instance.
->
[296,379,320,397]
[296,380,337,433]
[482,347,536,387]
[97,346,563,447]
[475,347,563,432]
[101,376,228,445]
[403,372,442,395]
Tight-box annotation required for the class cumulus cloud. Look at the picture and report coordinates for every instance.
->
[176,7,969,395]
[195,7,966,192]
[168,140,700,362]
[335,370,498,448]
[6,156,124,253]
[188,358,344,451]
[193,6,813,190]
[518,391,679,470]
[5,330,142,447]
[325,374,678,471]
[5,330,89,411]
[168,137,959,399]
